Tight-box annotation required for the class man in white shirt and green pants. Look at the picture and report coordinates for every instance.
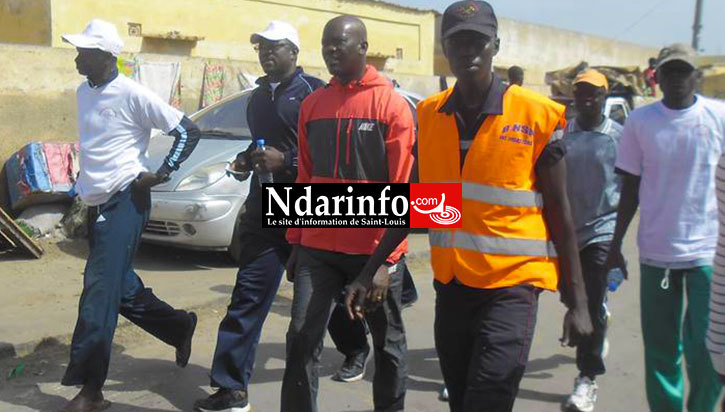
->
[58,20,201,412]
[607,43,724,412]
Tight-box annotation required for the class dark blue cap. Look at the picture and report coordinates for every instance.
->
[441,1,498,40]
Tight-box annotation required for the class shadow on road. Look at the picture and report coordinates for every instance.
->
[517,354,575,405]
[209,284,234,295]
[54,239,236,272]
[0,342,209,412]
[403,348,444,393]
[0,344,575,411]
[135,243,236,272]
[525,354,575,380]
[0,248,39,261]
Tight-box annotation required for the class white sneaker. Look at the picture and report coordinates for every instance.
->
[565,376,598,412]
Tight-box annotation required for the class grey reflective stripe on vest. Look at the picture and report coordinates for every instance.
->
[428,230,453,250]
[463,182,543,208]
[429,230,557,258]
[427,181,542,208]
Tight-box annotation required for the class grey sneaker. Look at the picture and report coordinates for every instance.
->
[193,388,250,412]
[332,348,369,382]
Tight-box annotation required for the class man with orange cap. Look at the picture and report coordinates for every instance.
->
[561,69,622,412]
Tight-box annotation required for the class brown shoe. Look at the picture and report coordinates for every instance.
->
[58,389,111,412]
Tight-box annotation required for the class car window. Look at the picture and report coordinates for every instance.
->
[193,92,252,139]
[401,95,419,126]
[609,102,627,125]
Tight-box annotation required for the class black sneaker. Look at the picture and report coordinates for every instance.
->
[193,389,250,412]
[332,347,369,382]
[176,311,197,368]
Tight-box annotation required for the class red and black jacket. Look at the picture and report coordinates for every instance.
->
[287,65,416,262]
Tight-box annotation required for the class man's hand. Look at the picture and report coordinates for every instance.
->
[233,152,252,172]
[286,246,299,282]
[250,146,285,173]
[345,276,372,321]
[560,306,594,347]
[227,156,251,182]
[366,265,391,312]
[132,172,167,191]
[345,265,390,320]
[604,245,628,279]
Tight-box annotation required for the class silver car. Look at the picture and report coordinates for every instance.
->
[143,87,421,261]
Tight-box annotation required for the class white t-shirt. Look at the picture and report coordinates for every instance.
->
[76,74,183,206]
[616,96,725,262]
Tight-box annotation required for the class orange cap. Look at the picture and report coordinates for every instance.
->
[574,69,609,92]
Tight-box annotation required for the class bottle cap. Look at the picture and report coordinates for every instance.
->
[256,138,265,146]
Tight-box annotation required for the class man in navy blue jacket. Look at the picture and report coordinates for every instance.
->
[194,21,325,412]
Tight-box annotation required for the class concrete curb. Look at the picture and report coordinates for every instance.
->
[1,250,431,361]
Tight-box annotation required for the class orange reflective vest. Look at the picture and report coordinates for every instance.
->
[416,85,566,291]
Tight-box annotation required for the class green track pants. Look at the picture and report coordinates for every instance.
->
[640,264,721,412]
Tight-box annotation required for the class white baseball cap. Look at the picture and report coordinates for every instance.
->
[62,19,124,56]
[250,20,300,50]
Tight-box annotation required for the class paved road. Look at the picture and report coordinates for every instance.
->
[0,232,650,411]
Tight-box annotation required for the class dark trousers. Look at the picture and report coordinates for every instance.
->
[434,281,540,412]
[576,242,610,378]
[327,262,418,358]
[401,265,419,307]
[62,186,191,389]
[281,247,408,412]
[328,301,370,358]
[209,236,288,390]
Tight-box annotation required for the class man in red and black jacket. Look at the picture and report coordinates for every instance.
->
[281,15,416,412]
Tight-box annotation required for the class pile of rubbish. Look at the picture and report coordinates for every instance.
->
[1,142,88,257]
[545,62,647,99]
[6,142,79,211]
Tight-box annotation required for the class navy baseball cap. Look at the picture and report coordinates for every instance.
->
[441,1,498,40]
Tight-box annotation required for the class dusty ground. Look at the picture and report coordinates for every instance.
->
[0,238,240,353]
[0,250,653,412]
[0,227,698,412]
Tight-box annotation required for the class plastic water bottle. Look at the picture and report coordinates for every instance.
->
[607,268,625,292]
[255,139,274,184]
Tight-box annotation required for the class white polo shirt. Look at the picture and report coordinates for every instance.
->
[76,74,183,206]
[616,96,725,263]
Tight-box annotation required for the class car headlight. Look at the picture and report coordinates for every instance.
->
[176,162,228,191]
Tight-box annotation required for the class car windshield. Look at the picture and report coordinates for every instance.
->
[193,92,252,140]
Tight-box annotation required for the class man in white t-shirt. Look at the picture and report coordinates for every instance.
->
[606,43,723,412]
[58,20,201,412]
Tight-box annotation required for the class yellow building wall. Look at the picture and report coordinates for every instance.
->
[0,0,51,45]
[47,0,435,75]
[434,15,658,95]
[702,68,725,100]
[698,55,725,67]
